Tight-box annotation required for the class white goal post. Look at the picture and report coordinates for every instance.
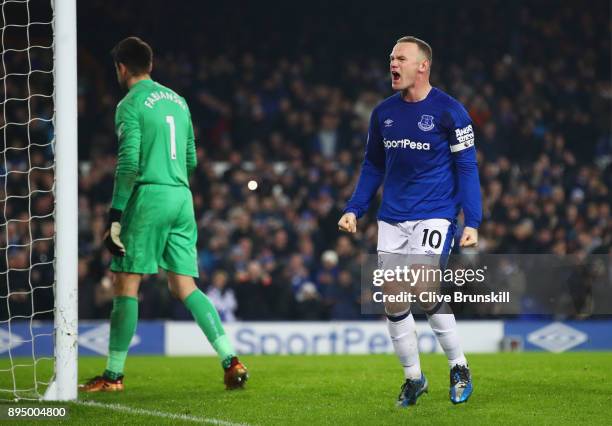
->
[42,0,78,401]
[0,0,78,401]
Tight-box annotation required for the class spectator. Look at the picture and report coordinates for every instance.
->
[2,0,610,321]
[207,271,238,322]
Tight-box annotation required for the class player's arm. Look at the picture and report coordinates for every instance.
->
[186,108,197,176]
[445,106,482,247]
[105,99,142,256]
[339,108,385,233]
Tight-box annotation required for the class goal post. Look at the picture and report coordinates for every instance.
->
[0,0,78,402]
[44,0,78,401]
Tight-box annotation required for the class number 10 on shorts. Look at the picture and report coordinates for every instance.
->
[422,228,442,249]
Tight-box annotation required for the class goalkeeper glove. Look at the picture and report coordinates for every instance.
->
[104,208,126,257]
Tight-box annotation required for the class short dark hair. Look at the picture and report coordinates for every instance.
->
[396,36,433,66]
[111,36,153,75]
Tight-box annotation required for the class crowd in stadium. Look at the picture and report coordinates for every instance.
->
[1,1,610,321]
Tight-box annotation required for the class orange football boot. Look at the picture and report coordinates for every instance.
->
[223,357,248,390]
[79,375,124,392]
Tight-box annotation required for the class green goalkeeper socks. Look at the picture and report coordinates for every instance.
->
[104,296,138,379]
[184,289,236,366]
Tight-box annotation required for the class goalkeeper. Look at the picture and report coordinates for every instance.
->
[80,37,248,392]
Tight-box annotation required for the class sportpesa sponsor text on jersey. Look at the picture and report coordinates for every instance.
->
[344,87,482,228]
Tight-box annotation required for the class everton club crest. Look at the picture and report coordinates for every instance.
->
[417,114,435,132]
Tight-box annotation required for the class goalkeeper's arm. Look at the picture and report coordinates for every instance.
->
[105,99,141,256]
[186,111,197,176]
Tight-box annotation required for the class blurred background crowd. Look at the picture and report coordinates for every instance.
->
[1,0,610,321]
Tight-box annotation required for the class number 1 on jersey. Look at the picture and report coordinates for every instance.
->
[165,115,177,160]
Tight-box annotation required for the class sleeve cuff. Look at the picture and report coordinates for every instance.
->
[464,220,480,229]
[108,208,123,223]
[343,207,361,218]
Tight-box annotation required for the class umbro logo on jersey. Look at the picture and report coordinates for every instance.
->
[417,114,435,131]
[384,119,394,127]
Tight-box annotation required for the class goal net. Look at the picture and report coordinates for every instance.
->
[0,0,77,401]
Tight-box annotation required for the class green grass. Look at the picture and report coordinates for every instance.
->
[1,353,611,425]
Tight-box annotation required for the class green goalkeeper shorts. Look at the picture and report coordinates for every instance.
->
[111,184,199,277]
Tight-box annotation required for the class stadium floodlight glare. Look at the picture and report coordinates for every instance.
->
[0,0,78,401]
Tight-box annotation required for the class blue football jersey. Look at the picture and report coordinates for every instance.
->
[345,87,482,228]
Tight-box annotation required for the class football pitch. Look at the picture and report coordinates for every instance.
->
[1,353,611,425]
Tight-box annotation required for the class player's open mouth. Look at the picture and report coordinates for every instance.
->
[391,72,400,81]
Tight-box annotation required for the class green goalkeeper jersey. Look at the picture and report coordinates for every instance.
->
[111,79,196,211]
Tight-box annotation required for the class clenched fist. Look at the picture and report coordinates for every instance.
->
[459,226,478,247]
[338,212,357,233]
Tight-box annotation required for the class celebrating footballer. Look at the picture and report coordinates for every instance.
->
[339,36,481,407]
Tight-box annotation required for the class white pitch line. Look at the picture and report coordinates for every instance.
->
[76,400,250,426]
